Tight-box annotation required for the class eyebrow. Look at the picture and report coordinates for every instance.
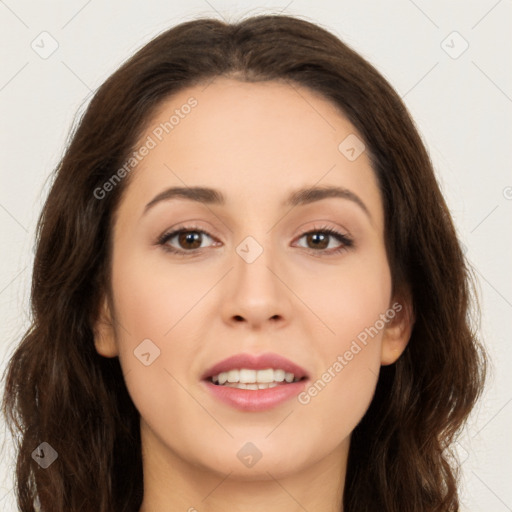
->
[143,185,371,220]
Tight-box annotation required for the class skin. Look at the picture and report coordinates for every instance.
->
[94,78,413,512]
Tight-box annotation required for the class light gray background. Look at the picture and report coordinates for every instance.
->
[1,1,511,510]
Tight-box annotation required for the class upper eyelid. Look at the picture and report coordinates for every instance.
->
[161,219,350,236]
[160,225,348,238]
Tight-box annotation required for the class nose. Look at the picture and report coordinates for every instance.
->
[220,238,293,330]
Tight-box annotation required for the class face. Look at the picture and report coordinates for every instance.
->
[94,78,411,481]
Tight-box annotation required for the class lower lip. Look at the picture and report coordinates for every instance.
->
[203,379,308,411]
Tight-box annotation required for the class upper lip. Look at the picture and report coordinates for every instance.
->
[201,352,309,380]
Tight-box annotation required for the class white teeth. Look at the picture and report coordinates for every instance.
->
[239,369,256,383]
[223,382,279,390]
[274,369,285,382]
[211,368,300,386]
[227,369,239,383]
[256,368,274,383]
[284,372,294,383]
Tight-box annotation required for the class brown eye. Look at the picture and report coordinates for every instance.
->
[304,232,330,250]
[177,231,203,250]
[296,228,352,253]
[158,227,217,254]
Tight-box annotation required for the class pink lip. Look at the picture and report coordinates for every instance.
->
[200,352,309,412]
[201,352,309,380]
[202,380,307,411]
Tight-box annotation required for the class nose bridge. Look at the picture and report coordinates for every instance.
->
[230,202,274,266]
[234,233,279,296]
[221,231,291,326]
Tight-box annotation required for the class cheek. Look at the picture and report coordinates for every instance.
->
[298,243,392,348]
[107,250,204,416]
[292,248,391,427]
[110,246,216,339]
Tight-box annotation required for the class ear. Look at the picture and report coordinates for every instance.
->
[380,292,415,366]
[92,295,118,358]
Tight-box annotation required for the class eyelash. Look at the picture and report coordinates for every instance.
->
[156,224,354,257]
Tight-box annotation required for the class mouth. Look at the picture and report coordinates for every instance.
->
[201,351,309,385]
[201,352,309,411]
[207,368,307,389]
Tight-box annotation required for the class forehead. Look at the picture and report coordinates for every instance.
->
[118,78,383,227]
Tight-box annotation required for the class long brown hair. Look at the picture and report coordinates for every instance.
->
[2,14,486,512]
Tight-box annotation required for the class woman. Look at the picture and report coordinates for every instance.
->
[2,14,486,512]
